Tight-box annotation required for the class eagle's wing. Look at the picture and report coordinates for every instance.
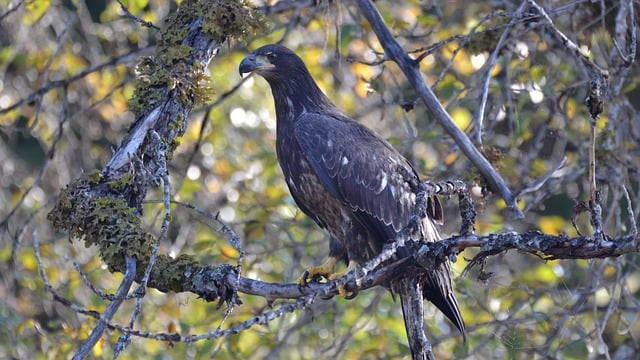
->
[294,112,465,341]
[294,112,418,242]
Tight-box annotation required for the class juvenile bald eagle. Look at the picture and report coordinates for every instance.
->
[239,44,465,358]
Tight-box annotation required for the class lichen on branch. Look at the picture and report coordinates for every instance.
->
[128,0,265,114]
[47,0,264,303]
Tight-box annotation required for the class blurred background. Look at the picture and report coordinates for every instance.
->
[1,0,639,359]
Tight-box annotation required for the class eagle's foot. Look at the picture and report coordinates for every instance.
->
[297,257,338,286]
[327,261,360,299]
[298,258,360,299]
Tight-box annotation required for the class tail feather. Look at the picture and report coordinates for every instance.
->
[421,212,467,340]
[422,263,467,340]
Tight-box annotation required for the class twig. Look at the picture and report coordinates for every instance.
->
[474,0,528,146]
[518,156,567,197]
[621,185,637,237]
[73,262,121,301]
[585,77,607,240]
[84,294,317,344]
[0,0,24,22]
[213,211,245,331]
[73,256,137,360]
[527,0,608,78]
[35,231,104,319]
[611,0,636,69]
[0,49,148,115]
[116,0,160,29]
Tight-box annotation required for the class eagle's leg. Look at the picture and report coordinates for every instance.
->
[297,256,338,285]
[326,260,358,280]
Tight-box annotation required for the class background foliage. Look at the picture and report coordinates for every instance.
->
[1,0,639,359]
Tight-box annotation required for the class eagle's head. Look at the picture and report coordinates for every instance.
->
[239,44,308,83]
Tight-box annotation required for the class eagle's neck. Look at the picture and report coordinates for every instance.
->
[266,70,336,125]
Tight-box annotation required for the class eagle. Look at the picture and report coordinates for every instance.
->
[239,44,465,358]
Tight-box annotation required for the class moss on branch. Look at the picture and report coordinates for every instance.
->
[47,0,264,301]
[128,0,264,114]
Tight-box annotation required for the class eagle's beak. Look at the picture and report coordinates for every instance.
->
[239,54,274,77]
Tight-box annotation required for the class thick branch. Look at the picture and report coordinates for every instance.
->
[47,0,264,308]
[220,231,638,302]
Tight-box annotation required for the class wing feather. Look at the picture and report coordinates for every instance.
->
[294,112,417,242]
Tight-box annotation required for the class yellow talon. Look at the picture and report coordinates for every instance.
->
[326,260,357,280]
[297,257,338,285]
[298,259,360,299]
[329,261,359,299]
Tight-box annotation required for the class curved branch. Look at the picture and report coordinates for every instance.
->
[354,0,523,218]
[74,257,137,360]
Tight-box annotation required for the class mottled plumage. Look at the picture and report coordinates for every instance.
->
[240,44,465,357]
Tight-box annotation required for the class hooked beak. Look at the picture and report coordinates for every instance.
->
[239,54,274,77]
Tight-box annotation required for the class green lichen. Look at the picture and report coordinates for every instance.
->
[84,169,103,185]
[150,254,199,292]
[108,173,131,192]
[47,173,152,273]
[127,0,264,115]
[47,172,207,292]
[200,0,265,41]
[169,138,181,154]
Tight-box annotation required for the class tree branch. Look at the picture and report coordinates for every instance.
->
[220,230,639,304]
[354,0,523,218]
[73,257,137,360]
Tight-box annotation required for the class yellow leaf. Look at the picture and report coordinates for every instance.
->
[450,107,472,130]
[167,321,177,333]
[221,244,239,259]
[603,264,616,277]
[444,152,458,166]
[92,338,104,357]
[538,216,566,235]
[565,97,577,119]
[596,115,608,130]
[23,0,51,25]
[15,319,38,334]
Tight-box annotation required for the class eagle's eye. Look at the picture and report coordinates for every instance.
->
[266,52,277,62]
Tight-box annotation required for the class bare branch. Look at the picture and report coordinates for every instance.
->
[527,0,608,78]
[116,0,159,30]
[0,49,147,116]
[474,0,528,146]
[354,0,523,218]
[518,156,567,198]
[0,0,23,22]
[74,257,137,360]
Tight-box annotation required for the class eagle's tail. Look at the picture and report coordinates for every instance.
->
[422,263,467,341]
[421,215,467,342]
